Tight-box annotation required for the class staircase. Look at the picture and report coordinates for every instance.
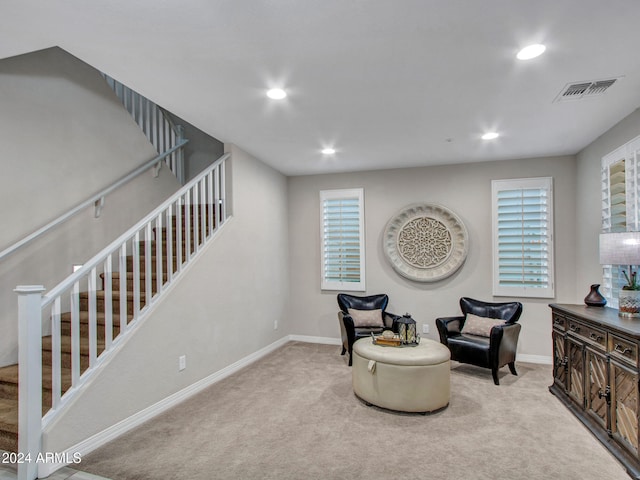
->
[1,155,228,480]
[0,203,213,453]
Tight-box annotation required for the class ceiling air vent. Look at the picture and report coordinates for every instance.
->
[554,78,619,103]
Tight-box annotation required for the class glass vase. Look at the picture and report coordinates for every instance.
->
[618,289,640,317]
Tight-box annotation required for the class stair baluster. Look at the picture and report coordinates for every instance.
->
[102,74,186,185]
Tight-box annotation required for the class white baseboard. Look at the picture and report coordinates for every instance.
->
[517,353,553,365]
[288,334,341,345]
[289,335,554,366]
[40,335,290,477]
[289,335,554,365]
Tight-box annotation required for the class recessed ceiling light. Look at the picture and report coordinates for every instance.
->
[517,44,546,60]
[266,88,287,100]
[481,132,499,140]
[321,148,336,155]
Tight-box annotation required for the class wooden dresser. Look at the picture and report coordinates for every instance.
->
[550,304,640,478]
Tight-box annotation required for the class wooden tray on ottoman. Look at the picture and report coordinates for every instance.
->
[372,336,402,347]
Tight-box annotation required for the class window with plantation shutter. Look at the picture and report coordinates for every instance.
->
[320,188,365,291]
[492,177,555,298]
[601,134,640,306]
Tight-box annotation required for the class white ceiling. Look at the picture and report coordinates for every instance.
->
[2,0,640,176]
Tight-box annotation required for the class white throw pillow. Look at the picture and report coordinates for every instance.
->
[347,308,384,328]
[461,313,506,337]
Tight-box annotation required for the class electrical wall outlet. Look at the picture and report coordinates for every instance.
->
[179,355,186,371]
[274,320,278,330]
[422,324,429,334]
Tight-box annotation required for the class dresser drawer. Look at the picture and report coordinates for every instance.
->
[552,312,566,331]
[567,318,606,348]
[609,334,639,366]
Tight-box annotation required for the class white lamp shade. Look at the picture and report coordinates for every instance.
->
[599,232,640,265]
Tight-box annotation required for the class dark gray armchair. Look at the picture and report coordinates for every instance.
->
[435,297,523,385]
[337,293,400,366]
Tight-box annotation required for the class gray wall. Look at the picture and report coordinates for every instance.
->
[576,108,640,288]
[288,155,577,360]
[165,112,225,181]
[43,144,290,452]
[0,47,181,366]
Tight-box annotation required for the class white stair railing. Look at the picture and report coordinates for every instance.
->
[103,74,186,184]
[16,153,229,480]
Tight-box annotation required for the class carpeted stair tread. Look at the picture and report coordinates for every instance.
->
[136,241,196,259]
[41,365,74,393]
[0,398,19,434]
[0,365,73,396]
[78,290,146,300]
[100,271,169,293]
[77,290,148,315]
[42,334,105,356]
[60,311,130,325]
[100,271,168,281]
[60,310,128,321]
[137,240,178,250]
[0,429,17,452]
[0,398,50,432]
[126,255,179,269]
[157,224,206,234]
[128,251,165,259]
[0,365,18,387]
[59,313,123,342]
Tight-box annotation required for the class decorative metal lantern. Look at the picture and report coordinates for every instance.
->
[396,313,417,345]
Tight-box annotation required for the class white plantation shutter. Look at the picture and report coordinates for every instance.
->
[320,188,365,291]
[609,159,628,231]
[492,177,554,298]
[601,135,640,306]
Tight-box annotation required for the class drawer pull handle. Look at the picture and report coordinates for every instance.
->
[598,386,611,402]
[614,344,633,355]
[589,332,603,342]
[569,325,580,333]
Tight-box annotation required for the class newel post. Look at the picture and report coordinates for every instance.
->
[15,285,45,480]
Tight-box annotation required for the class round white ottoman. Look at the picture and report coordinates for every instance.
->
[352,337,450,413]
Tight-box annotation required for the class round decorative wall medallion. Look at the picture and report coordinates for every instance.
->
[383,203,468,282]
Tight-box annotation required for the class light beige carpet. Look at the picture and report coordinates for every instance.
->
[78,342,629,480]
